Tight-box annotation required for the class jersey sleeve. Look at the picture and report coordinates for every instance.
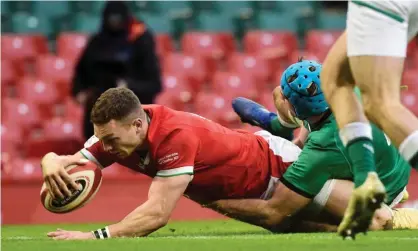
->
[281,140,332,198]
[154,129,199,178]
[80,136,115,169]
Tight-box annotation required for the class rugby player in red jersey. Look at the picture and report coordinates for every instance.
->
[41,87,391,240]
[43,87,304,240]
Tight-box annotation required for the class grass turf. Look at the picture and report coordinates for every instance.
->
[2,220,418,251]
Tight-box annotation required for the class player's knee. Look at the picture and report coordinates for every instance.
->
[369,207,392,231]
[361,92,379,121]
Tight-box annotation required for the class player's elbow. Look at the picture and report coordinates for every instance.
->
[152,206,170,229]
[154,213,169,229]
[262,209,287,231]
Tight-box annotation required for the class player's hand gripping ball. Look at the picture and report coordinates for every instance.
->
[40,160,102,214]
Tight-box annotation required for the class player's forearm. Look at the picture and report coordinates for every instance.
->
[210,199,285,228]
[108,200,169,238]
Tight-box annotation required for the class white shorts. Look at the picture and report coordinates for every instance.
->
[347,0,418,57]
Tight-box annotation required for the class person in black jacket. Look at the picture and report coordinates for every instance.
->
[72,1,162,140]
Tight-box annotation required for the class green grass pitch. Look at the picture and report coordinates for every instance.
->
[2,220,418,251]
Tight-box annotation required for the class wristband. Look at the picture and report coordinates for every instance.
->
[92,226,111,239]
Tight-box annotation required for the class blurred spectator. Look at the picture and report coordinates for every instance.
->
[71,1,162,140]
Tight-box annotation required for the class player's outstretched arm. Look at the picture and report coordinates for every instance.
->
[41,151,87,200]
[47,174,191,240]
[208,184,311,232]
[107,174,191,238]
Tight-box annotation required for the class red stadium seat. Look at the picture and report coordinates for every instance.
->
[403,70,418,87]
[401,70,418,115]
[407,39,417,58]
[25,117,84,157]
[2,98,42,132]
[182,32,226,59]
[1,59,18,97]
[57,32,89,62]
[162,73,194,103]
[401,89,418,116]
[406,44,418,69]
[1,121,23,145]
[305,30,343,58]
[1,141,18,173]
[212,71,259,101]
[1,122,23,169]
[155,91,188,111]
[16,76,62,119]
[5,158,43,180]
[227,53,270,83]
[155,34,174,59]
[1,59,17,86]
[243,31,298,63]
[274,65,287,86]
[17,76,62,104]
[259,90,276,112]
[24,135,54,158]
[1,34,48,61]
[43,117,83,141]
[194,92,240,127]
[59,98,84,121]
[217,32,236,56]
[35,55,75,96]
[181,32,227,75]
[163,53,208,91]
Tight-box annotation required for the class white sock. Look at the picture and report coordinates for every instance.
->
[339,122,373,147]
[399,130,418,164]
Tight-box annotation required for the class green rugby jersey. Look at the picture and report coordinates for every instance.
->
[281,112,410,204]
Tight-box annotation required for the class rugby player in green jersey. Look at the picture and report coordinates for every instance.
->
[208,59,418,237]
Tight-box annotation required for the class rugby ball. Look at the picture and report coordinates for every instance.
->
[40,160,102,214]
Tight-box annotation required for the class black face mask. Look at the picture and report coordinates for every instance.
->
[105,14,126,35]
[101,1,130,36]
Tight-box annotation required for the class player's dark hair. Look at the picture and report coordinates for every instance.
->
[90,87,145,125]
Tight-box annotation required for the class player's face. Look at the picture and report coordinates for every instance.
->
[94,119,147,158]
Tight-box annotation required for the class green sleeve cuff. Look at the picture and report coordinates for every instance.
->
[270,117,295,141]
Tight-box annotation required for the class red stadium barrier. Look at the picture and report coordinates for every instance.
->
[2,170,418,225]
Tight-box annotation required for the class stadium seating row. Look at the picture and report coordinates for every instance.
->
[1,1,316,17]
[3,31,418,65]
[2,1,345,39]
[2,30,418,178]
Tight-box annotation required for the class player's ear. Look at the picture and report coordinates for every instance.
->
[132,118,143,132]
